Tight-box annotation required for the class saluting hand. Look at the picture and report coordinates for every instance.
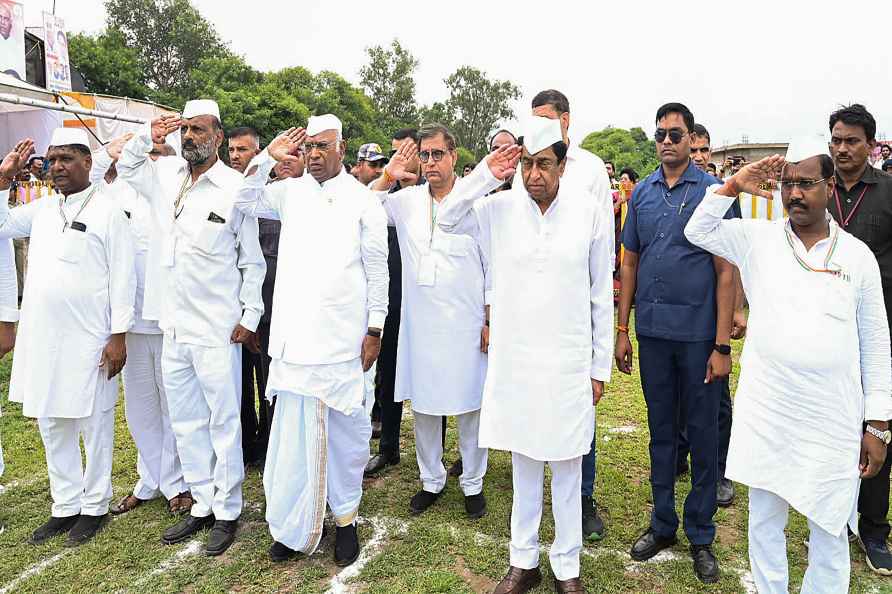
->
[0,138,35,181]
[105,133,135,161]
[150,115,182,145]
[99,333,126,380]
[485,143,522,181]
[724,155,785,199]
[385,141,419,184]
[269,128,307,163]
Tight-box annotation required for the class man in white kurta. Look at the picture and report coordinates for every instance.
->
[438,118,613,593]
[235,115,388,566]
[0,131,136,547]
[89,142,191,516]
[684,152,892,593]
[117,100,266,556]
[372,124,490,518]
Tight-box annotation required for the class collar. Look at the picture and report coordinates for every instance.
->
[177,157,229,188]
[784,212,837,249]
[60,182,95,205]
[649,159,701,188]
[835,163,881,187]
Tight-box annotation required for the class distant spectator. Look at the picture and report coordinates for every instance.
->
[462,163,475,177]
[352,143,388,186]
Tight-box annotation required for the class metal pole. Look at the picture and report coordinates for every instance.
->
[0,92,150,124]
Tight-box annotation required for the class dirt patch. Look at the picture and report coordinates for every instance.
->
[454,556,497,593]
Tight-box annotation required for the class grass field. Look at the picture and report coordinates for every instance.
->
[0,329,891,593]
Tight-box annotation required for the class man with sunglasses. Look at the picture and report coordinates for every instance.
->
[685,145,891,593]
[235,114,388,567]
[616,103,735,584]
[827,104,892,576]
[369,123,492,520]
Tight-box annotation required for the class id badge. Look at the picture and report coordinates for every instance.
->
[417,253,436,286]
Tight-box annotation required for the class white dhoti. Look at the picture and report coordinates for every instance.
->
[414,410,487,496]
[748,487,850,594]
[123,332,187,500]
[510,452,582,582]
[264,391,371,552]
[37,386,117,517]
[162,336,244,521]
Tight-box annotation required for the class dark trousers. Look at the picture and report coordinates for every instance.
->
[677,378,732,477]
[582,429,597,498]
[375,327,403,458]
[859,420,892,543]
[240,323,273,465]
[638,336,719,545]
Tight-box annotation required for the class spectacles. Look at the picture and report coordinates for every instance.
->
[419,149,448,163]
[780,177,829,191]
[654,129,686,144]
[303,141,334,154]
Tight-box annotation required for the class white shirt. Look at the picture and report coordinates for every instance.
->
[438,164,614,461]
[685,188,892,536]
[117,128,265,346]
[236,149,389,413]
[378,176,490,415]
[0,184,136,418]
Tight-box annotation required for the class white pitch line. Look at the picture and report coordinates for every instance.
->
[113,539,202,594]
[0,551,70,594]
[607,426,638,435]
[325,516,406,594]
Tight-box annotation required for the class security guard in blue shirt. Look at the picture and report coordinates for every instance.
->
[615,103,735,585]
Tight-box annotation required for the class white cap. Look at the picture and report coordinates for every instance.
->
[49,127,90,149]
[182,99,221,121]
[785,132,829,163]
[306,114,342,137]
[522,116,563,155]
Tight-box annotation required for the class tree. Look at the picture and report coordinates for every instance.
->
[104,0,229,98]
[359,39,419,133]
[580,126,660,179]
[68,29,149,99]
[441,66,520,158]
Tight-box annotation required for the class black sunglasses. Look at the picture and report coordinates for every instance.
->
[654,129,686,144]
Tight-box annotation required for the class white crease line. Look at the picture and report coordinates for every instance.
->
[325,516,406,594]
[0,551,70,594]
[113,539,202,594]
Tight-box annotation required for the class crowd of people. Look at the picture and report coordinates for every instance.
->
[0,89,889,594]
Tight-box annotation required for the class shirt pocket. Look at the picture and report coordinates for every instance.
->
[444,234,477,257]
[57,231,86,263]
[636,208,657,245]
[193,221,225,254]
[823,276,855,321]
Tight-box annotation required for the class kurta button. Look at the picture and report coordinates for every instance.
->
[659,232,665,238]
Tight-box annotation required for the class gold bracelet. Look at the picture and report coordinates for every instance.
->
[616,324,629,333]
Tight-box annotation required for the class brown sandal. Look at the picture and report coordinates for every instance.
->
[168,492,194,514]
[110,494,146,515]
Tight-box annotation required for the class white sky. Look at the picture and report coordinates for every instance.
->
[25,0,892,147]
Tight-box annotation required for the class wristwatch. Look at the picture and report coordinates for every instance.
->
[713,344,731,356]
[366,328,382,338]
[866,424,892,445]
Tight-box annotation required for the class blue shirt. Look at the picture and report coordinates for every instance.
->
[621,161,733,342]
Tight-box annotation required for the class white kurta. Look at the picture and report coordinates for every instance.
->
[0,231,17,480]
[438,164,614,462]
[684,188,892,536]
[0,184,136,418]
[378,177,491,415]
[117,127,266,344]
[236,150,389,414]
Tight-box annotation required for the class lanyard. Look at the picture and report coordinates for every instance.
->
[784,223,840,275]
[833,184,869,228]
[173,172,195,220]
[59,185,98,232]
[428,193,440,247]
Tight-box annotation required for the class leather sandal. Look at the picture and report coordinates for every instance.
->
[168,492,194,514]
[110,494,145,515]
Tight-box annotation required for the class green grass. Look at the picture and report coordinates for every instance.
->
[1,326,891,593]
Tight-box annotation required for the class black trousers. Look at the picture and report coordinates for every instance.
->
[240,322,273,464]
[677,377,732,478]
[859,420,892,543]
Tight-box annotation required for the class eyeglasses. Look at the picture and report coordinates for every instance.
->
[419,149,448,163]
[303,141,334,154]
[654,129,686,144]
[780,177,829,192]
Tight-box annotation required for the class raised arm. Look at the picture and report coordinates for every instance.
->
[117,116,181,202]
[236,128,306,220]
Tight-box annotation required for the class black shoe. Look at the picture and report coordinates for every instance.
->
[371,421,382,439]
[465,493,487,519]
[582,496,605,541]
[65,514,109,547]
[206,519,238,556]
[448,458,463,478]
[162,514,215,545]
[630,528,677,561]
[364,453,399,476]
[29,515,79,544]
[675,458,689,478]
[269,540,299,562]
[334,523,360,567]
[690,543,719,584]
[717,478,735,507]
[861,538,892,576]
[410,488,444,514]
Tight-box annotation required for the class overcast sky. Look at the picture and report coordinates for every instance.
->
[27,0,892,147]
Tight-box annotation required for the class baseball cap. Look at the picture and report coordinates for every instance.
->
[357,143,388,162]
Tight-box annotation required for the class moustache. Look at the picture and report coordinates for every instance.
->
[788,200,807,210]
